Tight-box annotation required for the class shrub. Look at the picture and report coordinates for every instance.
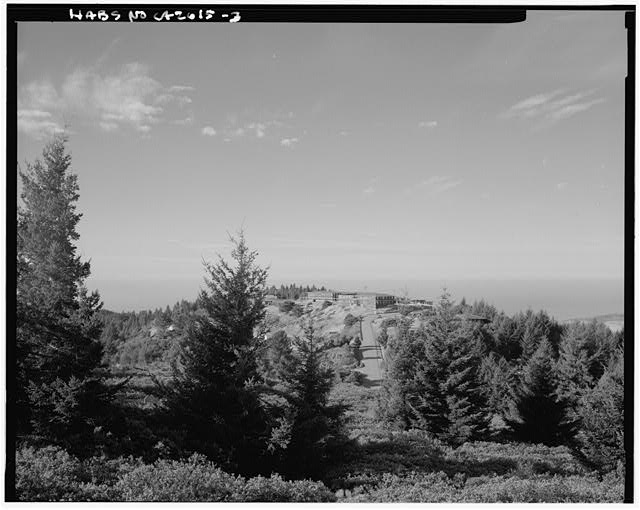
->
[326,345,357,370]
[344,471,623,503]
[16,446,83,501]
[279,301,295,313]
[17,448,336,502]
[238,474,335,502]
[113,454,241,501]
[113,454,336,502]
[344,314,359,327]
[344,370,366,386]
[579,352,624,472]
[461,473,623,503]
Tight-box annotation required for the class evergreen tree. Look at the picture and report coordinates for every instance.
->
[258,330,294,381]
[407,312,450,436]
[394,292,490,443]
[504,339,577,446]
[16,134,109,454]
[480,352,516,417]
[491,314,522,361]
[556,321,618,420]
[100,319,122,363]
[555,324,596,416]
[166,232,270,474]
[443,322,491,445]
[274,325,342,478]
[519,311,549,360]
[378,317,421,429]
[579,349,624,472]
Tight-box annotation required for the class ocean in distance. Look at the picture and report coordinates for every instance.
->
[94,277,624,322]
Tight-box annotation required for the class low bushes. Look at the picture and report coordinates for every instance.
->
[16,446,85,501]
[344,471,623,503]
[325,429,624,502]
[16,447,335,502]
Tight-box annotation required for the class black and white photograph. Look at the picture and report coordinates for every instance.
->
[7,3,633,502]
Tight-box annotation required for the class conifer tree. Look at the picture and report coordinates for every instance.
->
[403,292,490,443]
[480,352,516,416]
[519,311,549,360]
[274,325,342,478]
[555,324,596,416]
[378,316,421,429]
[579,349,624,472]
[505,338,577,446]
[407,320,450,435]
[443,322,491,445]
[16,134,109,454]
[166,232,270,474]
[556,321,618,421]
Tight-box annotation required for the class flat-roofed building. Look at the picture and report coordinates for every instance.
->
[305,290,336,301]
[375,294,397,309]
[265,294,279,304]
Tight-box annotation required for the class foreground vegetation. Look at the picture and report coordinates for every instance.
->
[16,386,624,502]
[13,135,625,502]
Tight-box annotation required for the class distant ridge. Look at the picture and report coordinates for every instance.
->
[561,313,624,333]
[563,313,623,323]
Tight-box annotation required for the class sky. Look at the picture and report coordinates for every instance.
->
[16,11,627,311]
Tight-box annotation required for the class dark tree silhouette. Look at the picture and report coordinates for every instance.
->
[505,339,578,446]
[166,232,270,474]
[16,134,109,455]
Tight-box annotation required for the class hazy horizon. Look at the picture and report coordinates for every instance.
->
[88,275,624,321]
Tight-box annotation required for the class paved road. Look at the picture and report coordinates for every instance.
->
[355,315,384,388]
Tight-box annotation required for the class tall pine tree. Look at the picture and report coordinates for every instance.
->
[579,348,624,472]
[166,232,270,474]
[505,338,577,446]
[443,321,491,445]
[274,325,342,478]
[391,292,490,444]
[16,134,108,454]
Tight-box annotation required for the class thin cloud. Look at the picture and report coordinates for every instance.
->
[247,122,266,138]
[418,120,438,129]
[223,113,289,141]
[502,88,605,125]
[409,175,462,195]
[18,109,64,139]
[18,62,195,137]
[201,126,216,136]
[362,176,380,195]
[220,109,299,144]
[506,89,566,114]
[174,116,194,126]
[548,99,606,121]
[168,85,195,93]
[99,121,119,132]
